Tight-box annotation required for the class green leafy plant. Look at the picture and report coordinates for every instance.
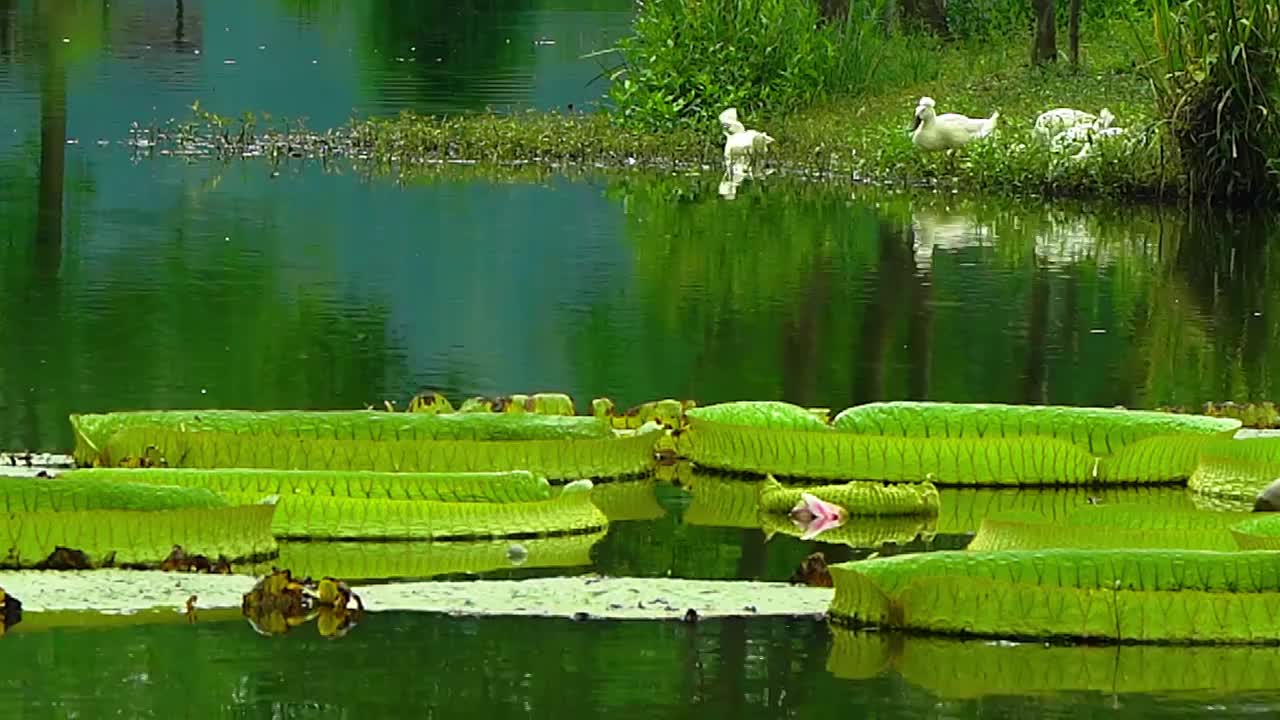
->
[605,0,893,130]
[1134,0,1280,202]
[945,0,1146,41]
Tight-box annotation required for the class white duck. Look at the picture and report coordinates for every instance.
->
[1033,107,1115,145]
[718,107,774,179]
[910,96,999,152]
[1048,119,1127,159]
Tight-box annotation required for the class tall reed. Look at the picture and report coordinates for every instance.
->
[1136,0,1280,203]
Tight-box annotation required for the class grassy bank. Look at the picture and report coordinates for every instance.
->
[159,21,1180,202]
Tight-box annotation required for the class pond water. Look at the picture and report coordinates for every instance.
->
[2,1,1280,717]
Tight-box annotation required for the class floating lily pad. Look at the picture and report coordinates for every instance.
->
[829,549,1280,642]
[0,504,278,568]
[57,468,552,503]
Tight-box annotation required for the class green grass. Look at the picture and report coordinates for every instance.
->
[164,21,1186,203]
[605,0,891,130]
[776,25,1176,199]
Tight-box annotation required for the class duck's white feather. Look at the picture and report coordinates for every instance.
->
[911,96,999,152]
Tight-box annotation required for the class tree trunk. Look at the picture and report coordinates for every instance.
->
[1031,0,1057,65]
[0,0,14,58]
[817,0,850,26]
[1068,0,1081,65]
[900,0,949,36]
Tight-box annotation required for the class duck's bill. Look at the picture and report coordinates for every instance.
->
[909,114,922,132]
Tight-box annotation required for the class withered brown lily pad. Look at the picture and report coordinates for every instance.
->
[789,552,834,588]
[35,547,93,571]
[0,586,21,636]
[241,569,363,638]
[160,545,232,574]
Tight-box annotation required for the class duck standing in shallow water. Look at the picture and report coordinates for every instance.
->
[718,107,775,180]
[910,96,999,152]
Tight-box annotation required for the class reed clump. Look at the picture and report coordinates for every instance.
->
[1137,0,1280,203]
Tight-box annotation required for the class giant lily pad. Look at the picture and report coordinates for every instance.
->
[1190,436,1280,502]
[56,468,552,503]
[92,423,662,480]
[681,401,1239,484]
[829,549,1280,643]
[0,504,278,568]
[232,479,606,540]
[247,532,604,582]
[0,476,228,511]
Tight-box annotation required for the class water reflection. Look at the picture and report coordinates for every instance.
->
[3,166,1280,453]
[0,0,631,144]
[828,627,1280,703]
[2,612,1277,718]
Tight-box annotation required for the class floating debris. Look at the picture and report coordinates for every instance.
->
[36,547,94,571]
[0,452,75,470]
[506,543,528,565]
[406,389,454,414]
[0,586,21,636]
[160,545,232,574]
[789,552,834,588]
[591,397,693,430]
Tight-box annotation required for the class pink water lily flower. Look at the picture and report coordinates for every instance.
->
[789,492,848,540]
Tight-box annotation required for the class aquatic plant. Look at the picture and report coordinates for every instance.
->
[0,587,19,636]
[59,468,555,504]
[828,548,1280,642]
[70,409,617,464]
[1161,401,1280,429]
[679,400,1240,483]
[966,504,1255,551]
[1135,0,1280,202]
[0,475,229,512]
[0,504,278,569]
[241,569,364,638]
[605,0,893,130]
[244,480,607,541]
[261,533,604,582]
[71,409,661,480]
[1189,436,1280,501]
[756,474,940,517]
